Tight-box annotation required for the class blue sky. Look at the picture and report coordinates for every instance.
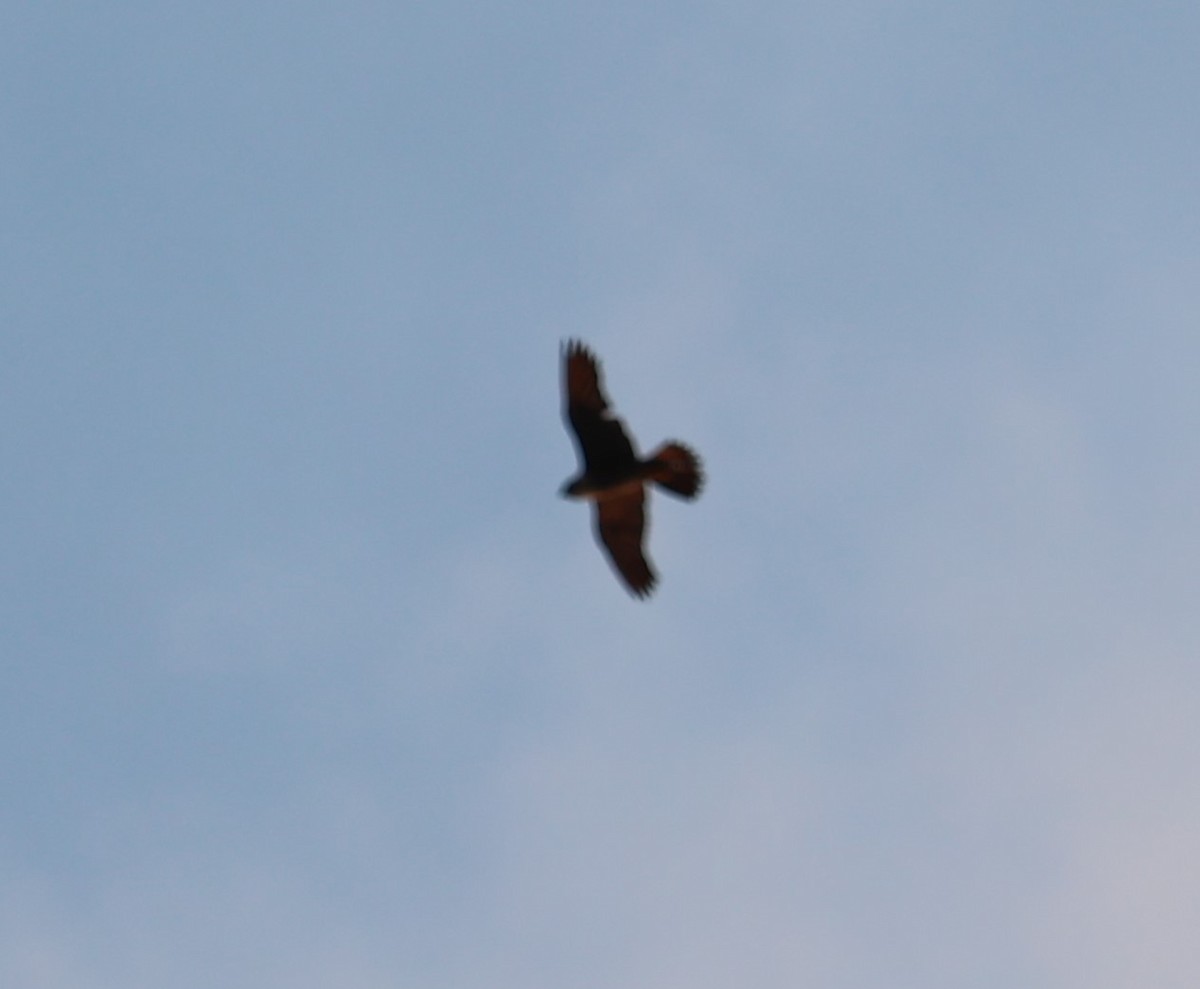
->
[4,2,1200,986]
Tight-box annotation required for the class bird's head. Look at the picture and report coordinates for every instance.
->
[559,476,589,499]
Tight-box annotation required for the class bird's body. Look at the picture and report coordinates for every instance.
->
[559,340,703,598]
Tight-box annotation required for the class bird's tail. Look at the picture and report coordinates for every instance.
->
[646,442,704,499]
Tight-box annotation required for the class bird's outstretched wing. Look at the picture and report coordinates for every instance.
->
[595,490,656,598]
[563,340,637,471]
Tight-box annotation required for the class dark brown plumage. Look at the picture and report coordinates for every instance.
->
[559,341,703,598]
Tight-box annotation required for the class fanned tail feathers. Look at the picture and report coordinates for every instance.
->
[647,442,704,499]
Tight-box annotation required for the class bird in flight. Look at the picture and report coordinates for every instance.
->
[559,340,704,598]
